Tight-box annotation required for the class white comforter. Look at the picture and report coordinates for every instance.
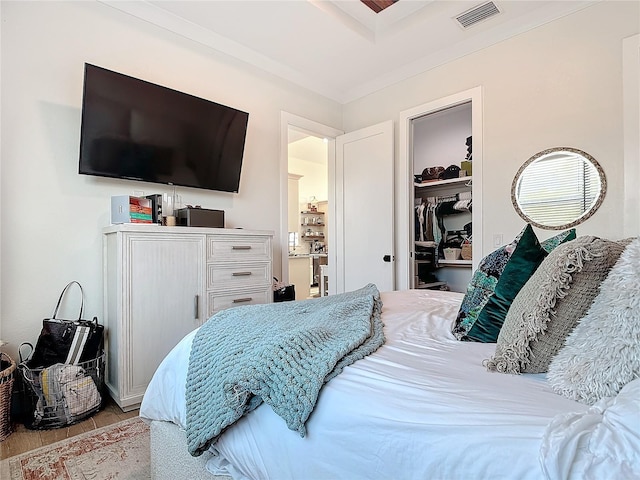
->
[540,378,640,480]
[141,289,601,480]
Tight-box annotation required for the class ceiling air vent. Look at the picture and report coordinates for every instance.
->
[455,1,501,29]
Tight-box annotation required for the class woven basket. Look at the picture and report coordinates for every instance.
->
[461,243,472,260]
[0,352,16,441]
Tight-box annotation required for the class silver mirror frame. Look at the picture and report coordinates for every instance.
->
[511,147,607,230]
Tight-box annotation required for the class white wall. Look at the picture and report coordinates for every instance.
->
[289,156,328,205]
[413,103,472,172]
[342,1,639,259]
[0,1,341,359]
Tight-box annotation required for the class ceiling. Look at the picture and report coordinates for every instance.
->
[102,0,597,104]
[289,133,328,165]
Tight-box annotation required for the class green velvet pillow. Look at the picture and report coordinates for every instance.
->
[452,230,523,340]
[463,224,548,342]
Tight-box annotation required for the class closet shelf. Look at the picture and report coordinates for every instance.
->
[438,210,471,217]
[415,281,447,290]
[415,241,437,248]
[414,176,472,188]
[438,259,472,267]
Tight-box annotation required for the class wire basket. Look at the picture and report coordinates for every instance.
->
[18,353,105,430]
[0,352,16,441]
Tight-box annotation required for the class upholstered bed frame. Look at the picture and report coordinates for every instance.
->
[150,420,223,480]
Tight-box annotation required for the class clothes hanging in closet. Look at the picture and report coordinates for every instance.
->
[416,192,472,248]
[415,202,437,243]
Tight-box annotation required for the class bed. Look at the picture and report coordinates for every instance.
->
[140,234,640,480]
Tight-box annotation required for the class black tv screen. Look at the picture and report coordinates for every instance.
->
[79,64,249,193]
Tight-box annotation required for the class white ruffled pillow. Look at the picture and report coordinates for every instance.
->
[547,237,640,404]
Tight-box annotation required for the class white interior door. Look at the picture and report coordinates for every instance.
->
[335,120,394,293]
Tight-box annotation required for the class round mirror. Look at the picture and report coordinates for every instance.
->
[511,147,606,230]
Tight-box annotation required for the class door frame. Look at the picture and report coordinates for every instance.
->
[279,112,343,285]
[623,34,639,237]
[398,87,483,290]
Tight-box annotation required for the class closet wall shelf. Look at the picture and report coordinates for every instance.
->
[438,259,472,267]
[439,211,470,217]
[414,176,472,188]
[415,241,437,248]
[415,281,447,290]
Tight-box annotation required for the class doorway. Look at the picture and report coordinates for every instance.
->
[398,87,483,290]
[280,113,342,298]
[288,127,329,299]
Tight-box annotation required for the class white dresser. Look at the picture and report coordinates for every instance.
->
[103,224,273,411]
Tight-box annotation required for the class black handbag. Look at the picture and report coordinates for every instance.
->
[439,164,461,180]
[27,282,104,369]
[273,277,296,303]
[274,285,295,302]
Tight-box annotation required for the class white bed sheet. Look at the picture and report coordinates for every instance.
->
[140,289,589,480]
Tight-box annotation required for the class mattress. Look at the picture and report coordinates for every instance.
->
[140,289,590,479]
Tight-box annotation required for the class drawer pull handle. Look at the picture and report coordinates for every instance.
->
[233,297,253,303]
[232,271,252,276]
[232,246,252,250]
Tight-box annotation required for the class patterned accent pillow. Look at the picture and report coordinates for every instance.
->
[485,236,626,374]
[540,229,577,252]
[452,227,575,340]
[547,237,640,404]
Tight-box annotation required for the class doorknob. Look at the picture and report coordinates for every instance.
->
[383,255,393,262]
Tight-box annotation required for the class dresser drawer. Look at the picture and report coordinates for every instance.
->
[207,235,271,263]
[207,263,271,290]
[207,288,272,316]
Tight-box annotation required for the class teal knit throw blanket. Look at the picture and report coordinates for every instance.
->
[185,283,384,456]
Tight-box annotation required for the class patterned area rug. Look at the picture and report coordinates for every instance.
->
[0,417,150,479]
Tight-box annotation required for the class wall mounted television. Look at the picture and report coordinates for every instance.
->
[78,63,249,193]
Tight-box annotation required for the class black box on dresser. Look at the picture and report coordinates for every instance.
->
[176,207,225,228]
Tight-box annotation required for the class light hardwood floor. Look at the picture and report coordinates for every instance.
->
[0,396,139,460]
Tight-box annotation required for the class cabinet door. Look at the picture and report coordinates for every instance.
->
[288,256,311,300]
[124,233,205,399]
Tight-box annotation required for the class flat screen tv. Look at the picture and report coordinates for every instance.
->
[78,63,249,193]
